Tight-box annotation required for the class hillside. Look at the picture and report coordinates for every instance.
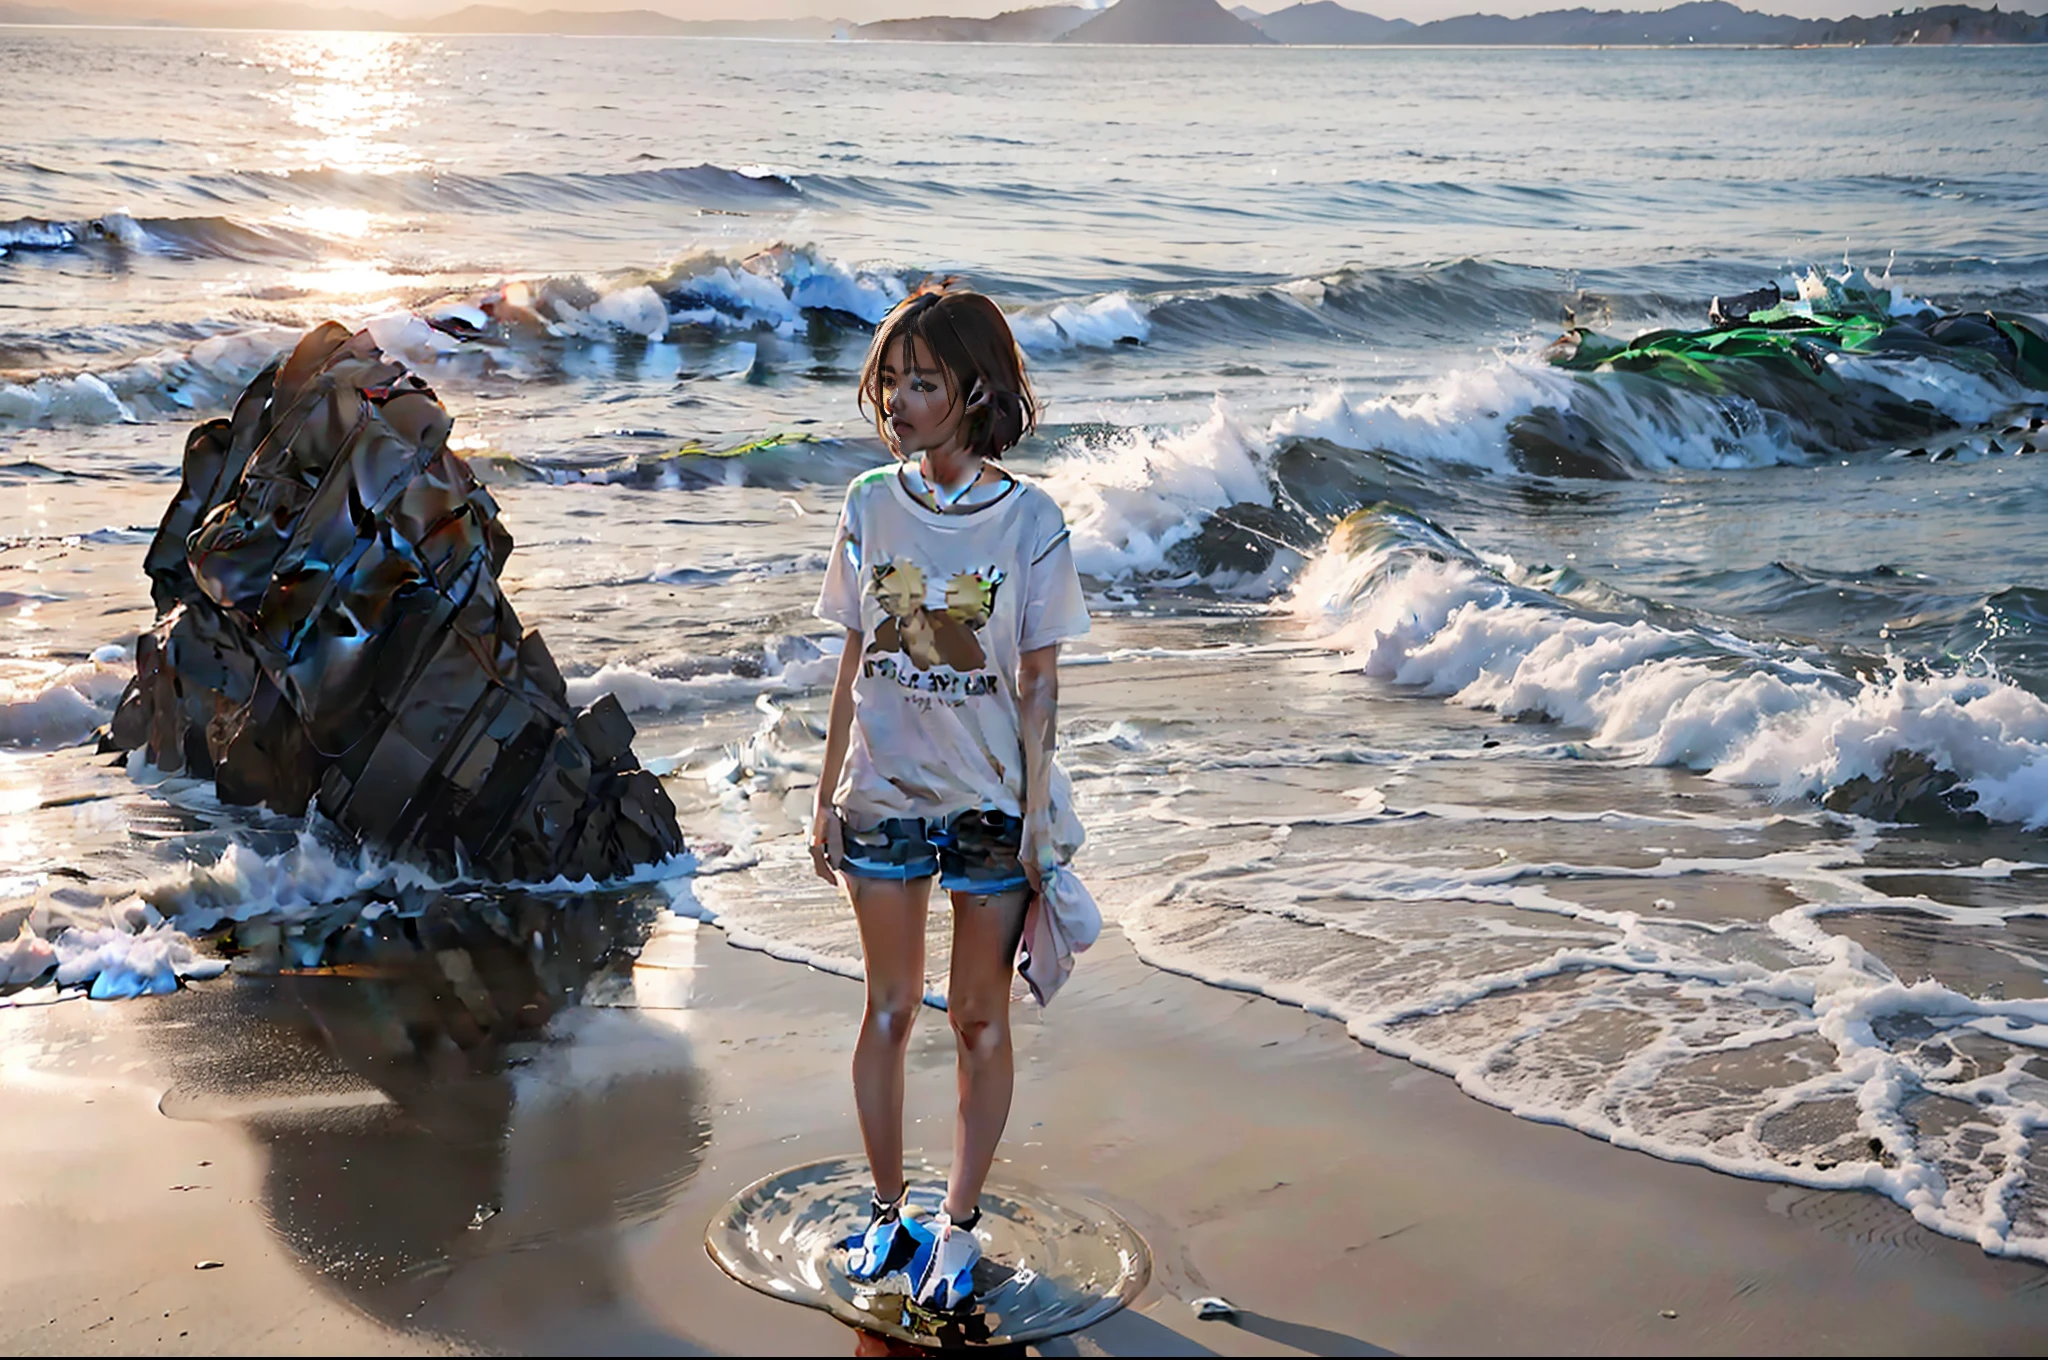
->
[858,4,1091,41]
[1062,0,1275,43]
[1392,1,2044,45]
[1817,3,2048,42]
[1248,2,1413,42]
[1399,1,1823,44]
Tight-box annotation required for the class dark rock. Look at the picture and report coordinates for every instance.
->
[1822,749,1982,824]
[101,322,685,882]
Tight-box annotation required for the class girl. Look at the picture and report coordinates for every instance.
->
[810,285,1089,1310]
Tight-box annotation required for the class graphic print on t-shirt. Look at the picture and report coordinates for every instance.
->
[815,466,1091,820]
[865,558,1006,698]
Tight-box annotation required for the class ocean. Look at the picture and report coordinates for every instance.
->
[5,27,2048,1267]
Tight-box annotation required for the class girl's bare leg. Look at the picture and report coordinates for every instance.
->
[942,888,1029,1219]
[849,876,933,1201]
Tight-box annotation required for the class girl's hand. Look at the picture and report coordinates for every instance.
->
[1020,806,1057,895]
[809,804,845,886]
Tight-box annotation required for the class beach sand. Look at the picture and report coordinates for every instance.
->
[4,915,2047,1357]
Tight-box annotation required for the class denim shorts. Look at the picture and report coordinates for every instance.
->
[838,808,1030,895]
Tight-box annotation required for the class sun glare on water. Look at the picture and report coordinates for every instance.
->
[260,33,427,176]
[0,751,42,888]
[281,205,377,241]
[249,36,434,302]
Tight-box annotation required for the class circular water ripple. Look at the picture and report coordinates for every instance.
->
[704,1154,1150,1348]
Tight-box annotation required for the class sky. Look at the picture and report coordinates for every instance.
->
[469,0,1894,16]
[44,0,2011,28]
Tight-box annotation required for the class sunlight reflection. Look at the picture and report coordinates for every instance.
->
[260,33,425,174]
[280,205,378,240]
[282,258,407,301]
[0,750,46,884]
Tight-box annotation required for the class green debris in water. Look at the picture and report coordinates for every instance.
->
[665,431,821,460]
[1545,268,2048,393]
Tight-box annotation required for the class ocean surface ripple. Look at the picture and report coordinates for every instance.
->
[5,27,2048,1267]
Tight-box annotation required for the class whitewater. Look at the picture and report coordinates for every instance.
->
[5,27,2048,1266]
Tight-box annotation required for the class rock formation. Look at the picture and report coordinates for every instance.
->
[103,322,685,882]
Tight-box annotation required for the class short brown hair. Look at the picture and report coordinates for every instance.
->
[857,283,1038,460]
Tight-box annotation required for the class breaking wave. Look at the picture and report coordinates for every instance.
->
[0,649,135,748]
[0,243,910,426]
[1294,504,2048,831]
[0,211,329,262]
[564,635,842,716]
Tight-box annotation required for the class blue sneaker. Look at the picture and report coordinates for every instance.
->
[844,1188,924,1286]
[910,1208,983,1311]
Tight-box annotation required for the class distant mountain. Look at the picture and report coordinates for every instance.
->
[1061,0,1275,43]
[858,4,1091,41]
[1249,2,1412,42]
[856,13,984,38]
[1399,1,1823,44]
[1816,3,2047,43]
[984,3,1095,38]
[3,0,2041,45]
[683,16,852,37]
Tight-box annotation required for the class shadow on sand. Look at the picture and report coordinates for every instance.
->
[1070,1305,1396,1357]
[139,885,716,1351]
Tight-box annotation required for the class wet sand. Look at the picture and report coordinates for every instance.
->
[4,919,2047,1357]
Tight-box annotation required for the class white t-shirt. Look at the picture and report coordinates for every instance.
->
[816,463,1091,825]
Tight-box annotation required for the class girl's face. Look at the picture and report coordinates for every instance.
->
[878,335,964,456]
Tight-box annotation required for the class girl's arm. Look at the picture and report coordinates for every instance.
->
[1017,641,1060,893]
[810,627,863,885]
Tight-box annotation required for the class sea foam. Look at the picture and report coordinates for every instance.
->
[1008,292,1151,352]
[564,635,841,715]
[0,655,134,748]
[1040,399,1274,582]
[0,245,905,427]
[1122,842,2048,1264]
[1293,512,2048,830]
